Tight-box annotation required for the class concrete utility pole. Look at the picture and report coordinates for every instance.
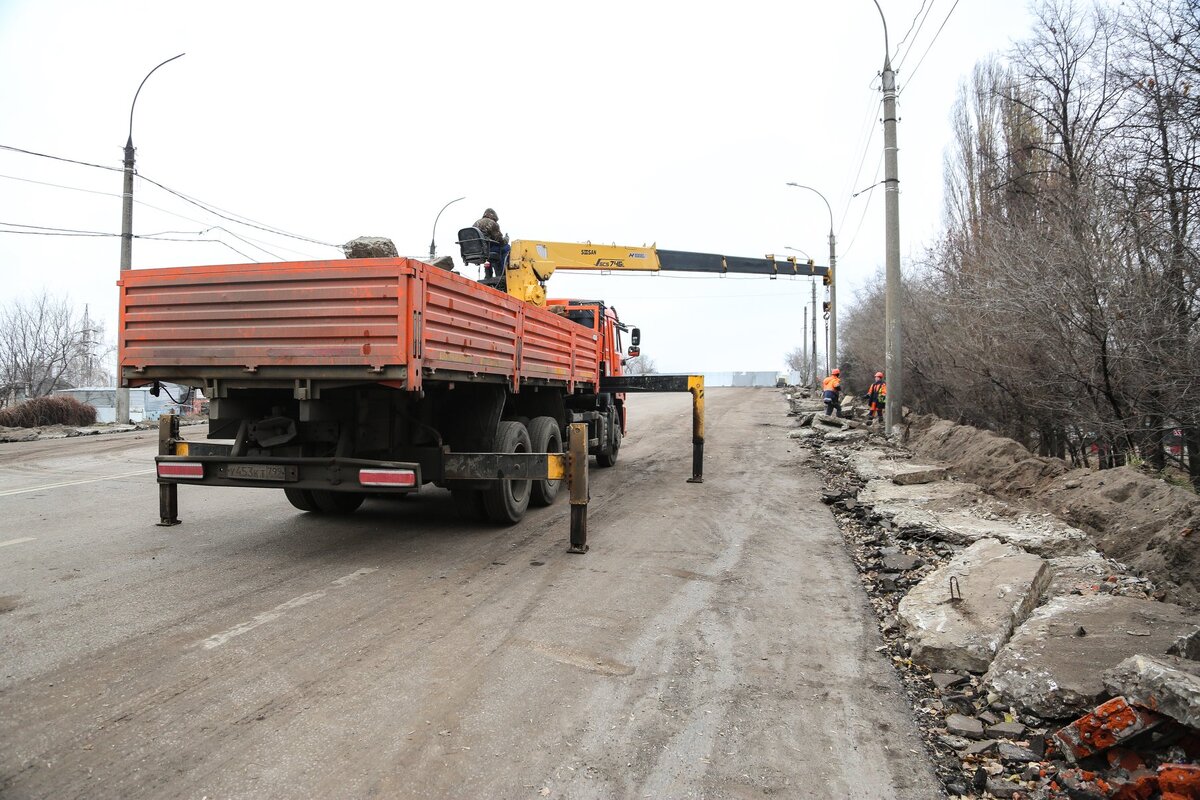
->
[429,196,465,261]
[785,183,837,373]
[873,0,902,436]
[117,53,184,425]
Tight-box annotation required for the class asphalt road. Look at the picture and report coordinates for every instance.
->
[0,389,940,799]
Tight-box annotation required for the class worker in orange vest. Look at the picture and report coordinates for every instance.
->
[822,368,842,417]
[864,371,887,426]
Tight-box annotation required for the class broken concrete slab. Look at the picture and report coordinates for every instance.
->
[1102,654,1200,729]
[881,553,924,572]
[986,721,1026,739]
[813,415,849,429]
[824,429,869,443]
[787,427,820,440]
[898,538,1050,673]
[892,466,950,486]
[858,479,984,515]
[946,713,985,739]
[985,595,1200,719]
[931,673,968,691]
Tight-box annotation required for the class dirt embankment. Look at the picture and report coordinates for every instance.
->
[904,415,1200,608]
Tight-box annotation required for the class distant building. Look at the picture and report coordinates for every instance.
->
[53,384,196,423]
[704,371,782,388]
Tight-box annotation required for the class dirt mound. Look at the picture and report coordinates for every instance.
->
[904,414,1200,608]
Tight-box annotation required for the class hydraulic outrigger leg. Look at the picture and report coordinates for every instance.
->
[599,374,705,483]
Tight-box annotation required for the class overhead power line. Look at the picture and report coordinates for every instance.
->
[893,0,933,63]
[1,141,339,250]
[0,143,123,173]
[137,173,339,249]
[901,0,963,90]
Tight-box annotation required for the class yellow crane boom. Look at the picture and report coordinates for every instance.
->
[504,239,831,306]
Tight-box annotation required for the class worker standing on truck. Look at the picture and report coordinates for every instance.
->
[822,368,842,417]
[864,371,886,426]
[473,208,509,281]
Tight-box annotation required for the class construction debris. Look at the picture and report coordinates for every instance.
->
[898,538,1049,673]
[1103,655,1200,729]
[341,236,399,258]
[985,595,1200,719]
[785,386,1200,800]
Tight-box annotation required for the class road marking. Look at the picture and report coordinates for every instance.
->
[0,537,36,548]
[0,468,155,497]
[198,567,378,650]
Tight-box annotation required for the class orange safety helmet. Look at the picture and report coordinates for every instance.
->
[832,368,840,375]
[875,372,884,379]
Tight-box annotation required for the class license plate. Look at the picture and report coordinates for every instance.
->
[227,464,289,481]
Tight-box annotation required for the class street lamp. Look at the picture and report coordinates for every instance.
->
[429,196,466,261]
[116,53,185,425]
[785,182,837,374]
[871,0,902,436]
[784,246,820,391]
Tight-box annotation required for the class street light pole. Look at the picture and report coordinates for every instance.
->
[873,0,902,436]
[116,53,184,425]
[785,183,837,374]
[429,195,466,261]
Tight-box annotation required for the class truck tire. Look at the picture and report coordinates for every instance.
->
[451,488,488,521]
[596,409,621,468]
[483,421,532,524]
[309,490,365,515]
[284,488,319,512]
[528,416,562,507]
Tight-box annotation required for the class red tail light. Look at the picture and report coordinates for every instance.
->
[358,468,417,487]
[158,462,204,480]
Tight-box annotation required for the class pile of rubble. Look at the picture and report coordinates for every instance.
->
[787,392,1200,799]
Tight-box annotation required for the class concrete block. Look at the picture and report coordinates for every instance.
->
[787,427,820,439]
[892,466,950,486]
[881,553,924,572]
[946,713,985,739]
[1102,654,1200,729]
[985,595,1200,719]
[986,721,1026,739]
[898,538,1049,673]
[824,429,869,443]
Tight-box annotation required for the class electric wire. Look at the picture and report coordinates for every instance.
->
[900,0,963,90]
[893,0,933,63]
[837,97,882,238]
[0,143,123,172]
[1,142,336,250]
[136,173,339,249]
[0,172,324,258]
[839,152,884,259]
[0,220,262,262]
[895,0,938,68]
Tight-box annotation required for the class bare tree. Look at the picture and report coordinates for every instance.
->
[0,292,110,407]
[623,355,658,376]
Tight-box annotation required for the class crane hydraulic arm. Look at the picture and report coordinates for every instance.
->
[504,240,831,307]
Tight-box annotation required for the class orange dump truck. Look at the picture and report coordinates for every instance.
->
[120,257,641,528]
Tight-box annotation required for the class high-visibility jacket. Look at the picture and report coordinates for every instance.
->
[822,374,841,402]
[867,380,887,406]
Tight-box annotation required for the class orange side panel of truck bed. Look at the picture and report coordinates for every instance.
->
[119,258,600,391]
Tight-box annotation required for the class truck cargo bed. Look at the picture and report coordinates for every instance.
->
[119,258,601,391]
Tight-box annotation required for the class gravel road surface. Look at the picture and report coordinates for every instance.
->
[0,389,940,798]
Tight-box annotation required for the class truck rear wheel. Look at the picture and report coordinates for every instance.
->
[528,416,562,507]
[483,421,532,524]
[284,488,319,512]
[310,490,365,515]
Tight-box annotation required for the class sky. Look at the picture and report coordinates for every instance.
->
[0,0,1035,375]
